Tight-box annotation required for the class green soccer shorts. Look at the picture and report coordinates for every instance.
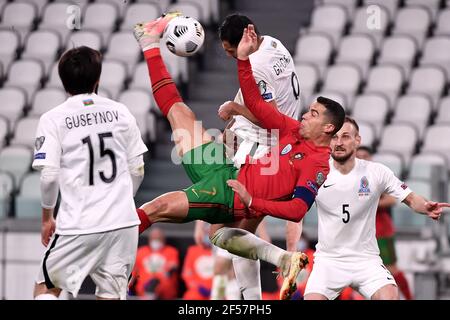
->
[181,142,240,224]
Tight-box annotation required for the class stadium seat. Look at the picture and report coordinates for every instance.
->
[45,62,62,89]
[167,2,203,24]
[308,4,347,48]
[377,35,417,79]
[363,0,400,21]
[409,153,448,182]
[350,5,390,49]
[40,2,76,41]
[83,3,118,44]
[406,66,446,110]
[435,97,450,124]
[98,60,127,100]
[391,94,432,137]
[104,32,141,76]
[65,30,102,52]
[0,171,14,218]
[357,120,376,148]
[295,64,320,109]
[421,125,450,169]
[0,116,9,150]
[364,64,404,106]
[22,30,61,74]
[0,88,27,130]
[405,0,441,20]
[392,6,431,48]
[20,0,50,16]
[118,89,154,141]
[95,0,128,18]
[393,179,431,231]
[178,0,213,25]
[10,117,40,149]
[0,145,33,189]
[322,0,358,18]
[377,123,418,164]
[372,151,404,178]
[0,2,36,45]
[352,93,389,137]
[294,33,333,78]
[30,88,66,116]
[420,37,450,81]
[0,30,19,72]
[335,34,375,79]
[15,172,41,219]
[308,91,347,111]
[434,9,450,37]
[136,0,171,12]
[120,3,160,31]
[98,88,112,99]
[322,63,361,107]
[4,59,44,104]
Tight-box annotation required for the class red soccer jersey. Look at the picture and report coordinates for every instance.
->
[376,207,395,238]
[234,59,330,222]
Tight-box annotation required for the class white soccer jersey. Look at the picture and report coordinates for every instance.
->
[32,93,148,235]
[230,35,301,162]
[314,158,412,260]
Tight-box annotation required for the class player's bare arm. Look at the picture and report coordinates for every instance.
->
[402,192,450,220]
[218,100,262,125]
[41,208,55,247]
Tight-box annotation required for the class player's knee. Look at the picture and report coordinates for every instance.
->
[210,227,245,248]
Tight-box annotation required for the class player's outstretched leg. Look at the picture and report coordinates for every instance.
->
[134,14,212,157]
[210,227,308,300]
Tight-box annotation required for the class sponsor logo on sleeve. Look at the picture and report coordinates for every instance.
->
[34,152,46,160]
[400,183,408,190]
[35,136,45,151]
[258,80,273,100]
[307,180,318,193]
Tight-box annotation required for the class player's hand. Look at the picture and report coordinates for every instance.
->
[227,179,252,207]
[425,201,450,220]
[41,218,56,247]
[218,101,237,121]
[237,24,258,60]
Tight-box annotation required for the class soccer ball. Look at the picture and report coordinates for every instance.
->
[163,16,205,57]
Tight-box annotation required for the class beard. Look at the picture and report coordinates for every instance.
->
[331,149,354,163]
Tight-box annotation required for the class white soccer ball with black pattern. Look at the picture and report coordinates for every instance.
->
[163,16,205,57]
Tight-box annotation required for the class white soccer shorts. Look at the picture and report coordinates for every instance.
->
[36,226,138,299]
[304,256,397,299]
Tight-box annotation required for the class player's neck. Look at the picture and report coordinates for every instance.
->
[333,156,356,175]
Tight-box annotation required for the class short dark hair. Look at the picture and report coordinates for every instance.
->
[357,145,373,155]
[317,96,345,135]
[58,46,102,95]
[344,116,359,133]
[218,13,260,47]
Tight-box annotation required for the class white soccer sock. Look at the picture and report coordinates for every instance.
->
[35,293,59,300]
[211,227,289,268]
[210,274,227,300]
[232,256,261,300]
[226,277,242,300]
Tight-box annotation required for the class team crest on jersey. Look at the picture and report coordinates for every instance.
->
[358,176,371,195]
[271,40,277,48]
[35,136,45,151]
[281,144,292,155]
[316,172,325,186]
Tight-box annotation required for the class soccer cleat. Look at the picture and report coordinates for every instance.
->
[279,252,309,300]
[133,11,182,51]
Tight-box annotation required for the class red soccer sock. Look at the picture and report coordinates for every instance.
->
[393,271,413,300]
[137,208,152,234]
[144,48,183,116]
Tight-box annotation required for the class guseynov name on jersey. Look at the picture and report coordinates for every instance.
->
[65,110,119,129]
